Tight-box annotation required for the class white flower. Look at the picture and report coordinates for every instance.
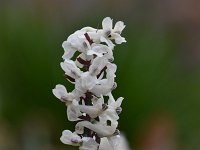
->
[52,84,74,103]
[90,79,113,97]
[100,93,123,122]
[75,72,98,93]
[89,57,108,76]
[67,99,82,121]
[60,130,82,146]
[78,97,104,118]
[61,130,99,150]
[99,134,130,150]
[61,60,82,79]
[62,30,91,60]
[87,43,114,62]
[106,63,117,84]
[75,120,118,138]
[53,17,127,149]
[107,63,117,76]
[100,36,115,50]
[79,137,99,150]
[107,135,121,150]
[90,63,117,97]
[75,53,93,68]
[101,17,126,44]
[52,85,82,121]
[52,85,84,103]
[62,41,77,60]
[81,26,97,32]
[98,135,120,150]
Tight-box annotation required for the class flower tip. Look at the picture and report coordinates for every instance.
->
[62,40,68,49]
[104,16,112,21]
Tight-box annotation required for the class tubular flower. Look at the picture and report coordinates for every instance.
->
[53,17,126,150]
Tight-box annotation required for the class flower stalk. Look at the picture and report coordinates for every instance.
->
[53,17,126,150]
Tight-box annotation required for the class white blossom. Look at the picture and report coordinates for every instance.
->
[99,93,123,122]
[79,97,104,118]
[79,137,99,150]
[75,120,118,137]
[89,57,108,76]
[87,43,114,62]
[75,72,98,93]
[52,84,74,104]
[101,17,126,44]
[107,135,121,150]
[90,63,117,97]
[61,60,83,79]
[99,134,130,150]
[75,53,93,68]
[67,99,82,121]
[62,30,90,60]
[53,17,127,150]
[60,130,82,146]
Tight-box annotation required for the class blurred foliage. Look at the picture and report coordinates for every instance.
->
[0,1,200,149]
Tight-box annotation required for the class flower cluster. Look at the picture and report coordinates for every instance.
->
[53,17,126,150]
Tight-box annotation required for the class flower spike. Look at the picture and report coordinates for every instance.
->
[53,17,126,150]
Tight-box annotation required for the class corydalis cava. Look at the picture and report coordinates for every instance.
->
[52,17,126,150]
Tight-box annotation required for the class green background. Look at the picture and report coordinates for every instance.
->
[0,0,200,149]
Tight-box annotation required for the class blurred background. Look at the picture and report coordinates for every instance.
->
[0,0,200,149]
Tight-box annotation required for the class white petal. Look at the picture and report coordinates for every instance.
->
[75,72,98,92]
[62,40,70,51]
[107,92,115,104]
[60,130,82,146]
[62,49,76,60]
[81,27,97,32]
[92,43,111,54]
[67,100,82,121]
[89,57,108,76]
[80,137,99,150]
[107,135,121,150]
[62,41,76,60]
[117,134,131,150]
[87,50,103,57]
[79,98,103,118]
[88,31,102,43]
[72,89,85,102]
[87,44,113,61]
[102,17,113,33]
[100,107,119,121]
[99,137,112,150]
[67,30,89,53]
[107,63,117,76]
[52,84,69,102]
[108,95,123,108]
[61,60,82,79]
[92,97,104,106]
[99,134,130,150]
[100,36,115,50]
[91,79,113,97]
[79,105,101,118]
[75,121,118,137]
[112,33,126,44]
[115,97,124,107]
[114,21,126,34]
